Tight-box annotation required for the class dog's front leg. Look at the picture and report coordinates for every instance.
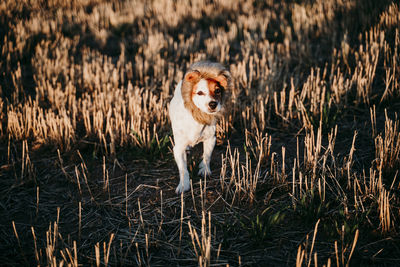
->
[198,135,215,177]
[174,144,191,194]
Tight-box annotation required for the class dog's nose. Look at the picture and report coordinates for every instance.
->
[209,101,218,110]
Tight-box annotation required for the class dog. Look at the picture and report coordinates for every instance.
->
[169,61,232,194]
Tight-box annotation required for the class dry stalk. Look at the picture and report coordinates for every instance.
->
[188,211,212,267]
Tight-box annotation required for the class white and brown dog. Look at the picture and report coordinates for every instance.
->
[169,61,232,194]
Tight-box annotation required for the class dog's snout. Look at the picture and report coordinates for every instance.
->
[208,101,218,110]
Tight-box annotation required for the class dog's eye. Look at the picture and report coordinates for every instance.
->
[214,88,221,95]
[197,91,205,96]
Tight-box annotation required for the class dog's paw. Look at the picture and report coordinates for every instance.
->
[175,179,191,194]
[198,161,211,177]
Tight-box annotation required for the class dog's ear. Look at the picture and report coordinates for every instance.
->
[215,73,228,88]
[184,70,200,83]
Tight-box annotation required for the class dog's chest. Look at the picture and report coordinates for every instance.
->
[188,124,215,147]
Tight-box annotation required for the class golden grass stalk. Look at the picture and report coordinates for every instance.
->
[374,112,400,174]
[220,142,261,203]
[188,211,212,267]
[378,188,392,233]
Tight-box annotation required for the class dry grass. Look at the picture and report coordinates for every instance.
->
[1,0,400,265]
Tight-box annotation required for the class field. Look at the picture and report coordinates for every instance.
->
[1,0,400,265]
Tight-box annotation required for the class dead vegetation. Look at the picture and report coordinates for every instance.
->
[1,0,400,265]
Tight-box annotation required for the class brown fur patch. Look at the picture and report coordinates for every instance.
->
[181,61,233,125]
[206,79,222,100]
[214,74,228,88]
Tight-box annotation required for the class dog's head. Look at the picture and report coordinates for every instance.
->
[181,61,232,125]
[186,71,226,114]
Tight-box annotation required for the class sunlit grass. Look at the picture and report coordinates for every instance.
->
[1,0,400,265]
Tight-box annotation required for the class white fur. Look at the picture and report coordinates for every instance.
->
[192,79,222,114]
[169,80,218,194]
